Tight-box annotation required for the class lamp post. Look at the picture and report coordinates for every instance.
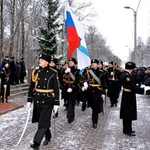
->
[126,46,131,61]
[124,6,137,62]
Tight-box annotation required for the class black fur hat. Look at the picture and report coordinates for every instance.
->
[69,57,77,64]
[125,62,136,69]
[39,53,51,63]
[91,59,99,64]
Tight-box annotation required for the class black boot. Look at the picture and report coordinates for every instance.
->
[43,139,50,145]
[68,118,74,124]
[93,123,97,129]
[30,143,39,150]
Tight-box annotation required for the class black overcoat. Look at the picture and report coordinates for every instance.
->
[0,67,10,97]
[85,68,105,113]
[120,71,144,121]
[27,65,59,128]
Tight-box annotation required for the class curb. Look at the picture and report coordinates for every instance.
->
[0,103,24,116]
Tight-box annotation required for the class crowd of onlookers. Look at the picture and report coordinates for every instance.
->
[0,56,27,85]
[132,66,150,87]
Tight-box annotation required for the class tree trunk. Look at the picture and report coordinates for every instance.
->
[21,0,25,58]
[0,0,3,59]
[9,0,15,57]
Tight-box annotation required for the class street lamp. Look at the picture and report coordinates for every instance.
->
[124,6,137,61]
[126,46,131,61]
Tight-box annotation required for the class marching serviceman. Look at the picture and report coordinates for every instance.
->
[77,68,88,111]
[59,61,69,110]
[49,58,60,118]
[62,58,80,123]
[84,59,105,129]
[26,53,60,149]
[120,62,144,136]
[98,60,108,104]
[107,61,119,107]
[49,58,59,71]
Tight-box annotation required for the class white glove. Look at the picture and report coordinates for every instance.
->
[3,84,7,88]
[111,72,114,76]
[82,86,85,91]
[102,94,105,100]
[53,105,59,114]
[145,86,150,92]
[83,82,88,90]
[105,89,108,93]
[5,63,9,68]
[141,84,145,88]
[67,88,72,93]
[26,102,32,109]
[65,67,71,73]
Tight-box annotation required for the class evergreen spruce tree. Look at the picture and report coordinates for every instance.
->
[37,0,60,56]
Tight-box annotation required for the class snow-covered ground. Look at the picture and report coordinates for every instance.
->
[0,94,150,150]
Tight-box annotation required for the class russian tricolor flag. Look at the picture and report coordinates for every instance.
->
[65,1,80,58]
[65,1,91,70]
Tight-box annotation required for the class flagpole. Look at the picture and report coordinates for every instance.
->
[67,42,70,88]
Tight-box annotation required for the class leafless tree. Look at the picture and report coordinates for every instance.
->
[0,0,4,59]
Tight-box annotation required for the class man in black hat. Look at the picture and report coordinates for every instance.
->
[107,61,120,107]
[98,60,108,104]
[49,58,61,118]
[120,61,144,136]
[27,53,60,149]
[84,59,105,129]
[61,57,80,123]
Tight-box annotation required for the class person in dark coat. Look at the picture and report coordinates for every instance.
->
[27,53,60,149]
[59,61,69,110]
[107,61,119,107]
[15,58,21,84]
[9,56,17,85]
[62,58,80,123]
[49,58,61,118]
[77,69,88,111]
[2,56,10,68]
[84,59,105,129]
[0,62,10,103]
[20,57,26,83]
[120,61,144,136]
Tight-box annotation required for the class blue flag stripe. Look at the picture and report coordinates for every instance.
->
[78,45,90,57]
[65,11,75,27]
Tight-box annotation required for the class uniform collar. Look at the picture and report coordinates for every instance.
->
[39,65,49,71]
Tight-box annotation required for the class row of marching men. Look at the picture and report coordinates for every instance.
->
[26,53,122,149]
[57,58,122,129]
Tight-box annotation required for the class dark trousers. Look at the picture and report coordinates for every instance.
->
[92,109,98,124]
[33,128,51,145]
[123,119,132,133]
[67,91,77,120]
[16,77,20,84]
[20,75,25,83]
[82,98,87,110]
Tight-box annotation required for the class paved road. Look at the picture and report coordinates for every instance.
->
[0,93,150,150]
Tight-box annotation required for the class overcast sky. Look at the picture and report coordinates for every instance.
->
[91,0,150,61]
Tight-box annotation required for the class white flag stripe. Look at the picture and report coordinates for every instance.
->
[77,49,91,70]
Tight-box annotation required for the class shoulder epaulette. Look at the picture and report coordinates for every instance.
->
[50,67,57,72]
[32,68,39,82]
[99,69,104,73]
[35,66,39,69]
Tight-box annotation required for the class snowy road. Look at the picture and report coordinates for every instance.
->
[0,94,150,150]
